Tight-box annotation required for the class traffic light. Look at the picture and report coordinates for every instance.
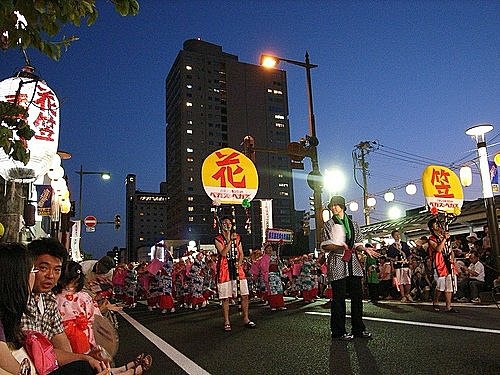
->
[114,214,121,230]
[242,135,255,162]
[309,196,315,214]
[302,212,310,235]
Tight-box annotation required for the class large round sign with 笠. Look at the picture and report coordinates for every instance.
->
[422,165,463,215]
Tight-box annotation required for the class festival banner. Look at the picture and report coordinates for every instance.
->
[489,160,498,193]
[36,185,53,216]
[422,165,464,215]
[201,147,258,204]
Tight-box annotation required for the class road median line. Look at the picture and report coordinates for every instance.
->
[305,311,500,334]
[118,310,211,375]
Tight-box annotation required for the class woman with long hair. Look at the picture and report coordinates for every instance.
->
[0,242,34,374]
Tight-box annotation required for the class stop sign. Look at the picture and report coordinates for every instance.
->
[84,215,97,228]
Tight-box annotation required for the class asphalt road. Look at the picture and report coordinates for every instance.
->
[113,298,500,375]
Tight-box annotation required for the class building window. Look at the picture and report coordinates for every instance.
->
[275,123,285,128]
[186,65,192,70]
[187,157,194,162]
[187,129,193,134]
[187,120,193,125]
[188,206,194,212]
[187,196,194,201]
[188,216,194,222]
[186,84,192,89]
[273,89,283,95]
[267,88,273,93]
[187,148,193,153]
[274,114,284,119]
[186,102,193,107]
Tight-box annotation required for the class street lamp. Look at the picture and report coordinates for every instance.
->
[465,123,500,271]
[75,165,111,220]
[260,52,323,251]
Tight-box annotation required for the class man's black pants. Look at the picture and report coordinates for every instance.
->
[330,276,365,337]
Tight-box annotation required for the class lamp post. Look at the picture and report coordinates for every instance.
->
[261,52,323,250]
[465,123,500,271]
[75,165,111,220]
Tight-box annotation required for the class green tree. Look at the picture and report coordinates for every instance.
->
[0,0,139,60]
[0,0,139,165]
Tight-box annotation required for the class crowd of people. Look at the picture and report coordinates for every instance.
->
[105,226,498,318]
[0,238,152,375]
[1,213,499,373]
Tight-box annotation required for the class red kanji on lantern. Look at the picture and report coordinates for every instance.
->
[431,168,454,198]
[211,151,247,188]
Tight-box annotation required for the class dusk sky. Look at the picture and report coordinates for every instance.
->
[1,1,499,258]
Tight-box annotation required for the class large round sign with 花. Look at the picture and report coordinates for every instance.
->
[0,68,60,182]
[201,147,258,205]
[422,165,464,215]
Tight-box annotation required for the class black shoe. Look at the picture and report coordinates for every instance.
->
[353,331,373,339]
[332,333,354,341]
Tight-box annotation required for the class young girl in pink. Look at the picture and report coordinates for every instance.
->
[54,260,101,354]
[55,261,153,374]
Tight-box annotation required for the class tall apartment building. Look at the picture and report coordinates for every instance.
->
[126,174,169,261]
[165,39,295,251]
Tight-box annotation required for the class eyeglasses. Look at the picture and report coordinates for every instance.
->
[30,267,39,273]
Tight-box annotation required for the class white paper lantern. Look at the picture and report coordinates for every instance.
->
[348,201,359,212]
[49,153,61,169]
[47,165,64,180]
[384,191,395,202]
[367,197,377,207]
[50,178,66,192]
[0,68,60,182]
[405,183,417,195]
[459,166,473,187]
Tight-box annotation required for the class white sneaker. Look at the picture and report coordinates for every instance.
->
[170,308,175,313]
[148,306,153,311]
[471,297,480,303]
[161,309,167,314]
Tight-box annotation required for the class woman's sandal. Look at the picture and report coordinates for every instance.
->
[224,323,232,331]
[125,353,153,373]
[134,353,153,373]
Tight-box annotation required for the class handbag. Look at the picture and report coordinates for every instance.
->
[23,330,59,375]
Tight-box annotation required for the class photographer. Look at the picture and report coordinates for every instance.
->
[457,251,485,303]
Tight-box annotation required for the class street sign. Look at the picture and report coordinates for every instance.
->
[84,215,97,228]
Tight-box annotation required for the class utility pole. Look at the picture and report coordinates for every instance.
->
[353,141,376,225]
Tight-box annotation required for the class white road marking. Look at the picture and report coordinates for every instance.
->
[305,311,500,334]
[118,311,211,375]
